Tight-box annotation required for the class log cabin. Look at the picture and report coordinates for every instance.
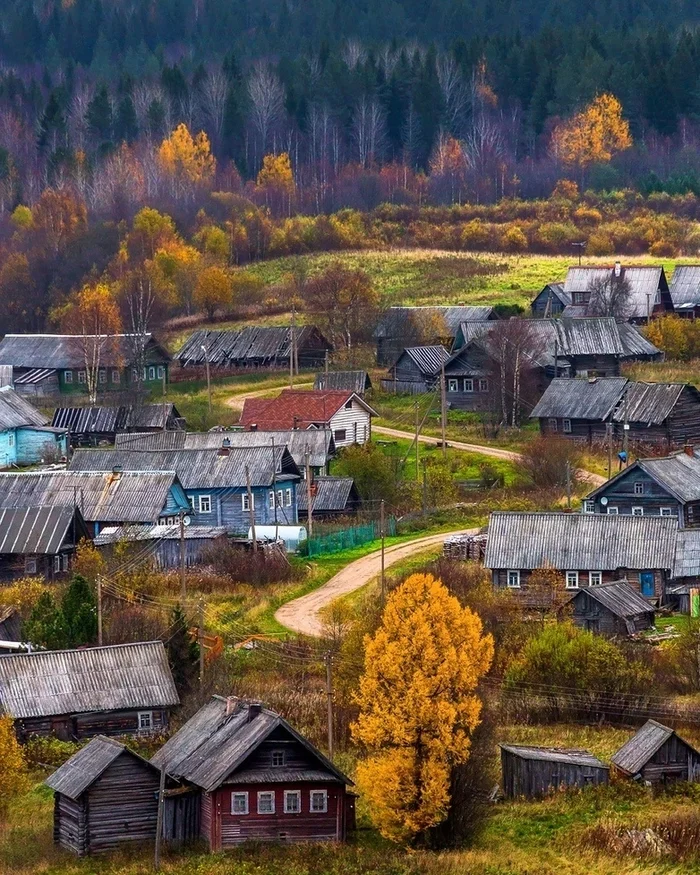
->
[0,505,91,582]
[175,326,332,370]
[530,377,627,442]
[561,264,673,323]
[567,580,656,637]
[611,720,700,785]
[500,745,609,799]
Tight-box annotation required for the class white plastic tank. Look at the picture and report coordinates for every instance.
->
[248,526,308,553]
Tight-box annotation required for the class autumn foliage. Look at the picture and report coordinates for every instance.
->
[552,94,632,170]
[352,573,493,843]
[0,715,28,812]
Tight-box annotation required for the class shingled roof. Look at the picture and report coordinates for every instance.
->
[484,511,678,571]
[0,386,48,430]
[0,641,179,720]
[530,377,627,420]
[0,334,168,370]
[239,389,376,431]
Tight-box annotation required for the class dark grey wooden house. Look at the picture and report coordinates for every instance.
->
[585,450,700,524]
[562,265,673,323]
[0,641,179,740]
[175,326,332,370]
[530,377,627,441]
[610,383,700,448]
[611,720,700,785]
[484,511,679,600]
[383,345,450,393]
[0,505,91,582]
[568,580,656,636]
[530,282,571,318]
[442,343,495,411]
[667,265,700,319]
[314,371,372,396]
[500,745,609,799]
[51,403,185,447]
[298,476,361,520]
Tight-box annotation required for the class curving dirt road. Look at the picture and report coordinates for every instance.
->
[275,527,477,637]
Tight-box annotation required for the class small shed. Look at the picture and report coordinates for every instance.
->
[298,476,361,519]
[314,371,371,396]
[94,524,227,570]
[611,720,700,785]
[500,744,609,799]
[568,580,656,637]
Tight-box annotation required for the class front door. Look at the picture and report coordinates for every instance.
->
[640,572,655,597]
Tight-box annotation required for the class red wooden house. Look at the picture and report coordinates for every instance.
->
[151,696,355,849]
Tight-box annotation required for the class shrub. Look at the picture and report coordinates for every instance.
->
[519,435,582,489]
[501,224,528,251]
[0,715,28,811]
[202,541,302,586]
[587,229,615,255]
[461,219,491,249]
[650,238,678,256]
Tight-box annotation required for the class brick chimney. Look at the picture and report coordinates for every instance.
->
[684,444,694,457]
[247,701,263,722]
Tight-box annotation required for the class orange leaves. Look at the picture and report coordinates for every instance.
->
[193,265,233,319]
[0,714,28,811]
[256,152,295,192]
[158,123,216,184]
[552,93,632,169]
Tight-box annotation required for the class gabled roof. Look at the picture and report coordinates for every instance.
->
[0,334,168,370]
[69,445,300,488]
[152,696,351,793]
[669,265,700,308]
[569,580,656,619]
[611,382,689,425]
[0,470,185,524]
[530,377,627,421]
[617,323,663,359]
[239,390,377,431]
[484,511,679,571]
[175,326,331,366]
[673,528,700,578]
[51,403,182,434]
[298,477,358,513]
[0,386,48,430]
[564,266,667,319]
[500,744,606,768]
[611,720,699,775]
[0,505,88,554]
[532,282,572,307]
[0,641,179,719]
[314,371,371,393]
[94,524,226,546]
[394,345,450,375]
[585,452,700,505]
[375,306,494,339]
[45,735,158,799]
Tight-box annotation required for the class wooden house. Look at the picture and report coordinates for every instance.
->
[382,346,450,393]
[567,580,656,636]
[0,606,21,644]
[0,333,170,398]
[500,745,609,799]
[175,326,332,371]
[442,342,495,411]
[530,377,627,441]
[561,265,673,323]
[584,450,700,524]
[0,469,191,535]
[314,371,371,396]
[298,477,361,520]
[94,524,227,570]
[240,389,376,449]
[70,445,301,535]
[669,529,700,606]
[668,265,700,319]
[611,720,700,785]
[0,505,91,582]
[530,282,571,318]
[484,511,679,600]
[151,696,355,850]
[0,641,179,740]
[374,305,495,365]
[0,386,68,467]
[51,403,185,447]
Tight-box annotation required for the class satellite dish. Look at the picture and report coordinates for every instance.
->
[182,515,191,526]
[600,497,608,506]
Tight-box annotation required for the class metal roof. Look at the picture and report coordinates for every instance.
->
[70,445,300,488]
[637,454,700,503]
[570,580,656,619]
[0,641,179,720]
[484,511,679,571]
[51,404,181,434]
[617,323,662,359]
[239,390,377,431]
[530,378,627,420]
[227,768,341,784]
[0,506,83,554]
[0,386,48,430]
[564,266,666,319]
[0,607,20,642]
[12,368,56,385]
[375,306,494,339]
[152,696,350,792]
[612,382,688,425]
[297,477,357,513]
[669,265,700,307]
[0,334,168,370]
[399,345,450,375]
[610,720,698,775]
[0,470,182,524]
[500,744,607,768]
[94,524,226,546]
[673,528,700,578]
[45,735,157,799]
[314,371,371,393]
[175,326,330,366]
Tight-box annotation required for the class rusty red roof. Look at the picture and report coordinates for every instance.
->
[240,389,376,431]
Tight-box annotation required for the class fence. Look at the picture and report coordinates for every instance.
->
[305,517,397,557]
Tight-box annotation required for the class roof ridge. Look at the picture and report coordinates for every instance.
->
[2,640,165,659]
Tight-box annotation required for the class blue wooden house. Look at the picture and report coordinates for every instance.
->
[0,386,68,468]
[68,445,301,534]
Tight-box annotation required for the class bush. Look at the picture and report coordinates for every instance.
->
[519,435,582,489]
[202,541,302,585]
[501,224,528,251]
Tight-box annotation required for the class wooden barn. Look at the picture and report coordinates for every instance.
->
[530,377,627,442]
[667,265,700,319]
[51,403,185,447]
[500,745,609,799]
[567,580,656,637]
[298,476,361,520]
[0,505,91,582]
[611,720,700,785]
[382,345,450,393]
[610,382,700,448]
[0,641,179,740]
[152,696,355,850]
[314,371,372,396]
[94,524,227,570]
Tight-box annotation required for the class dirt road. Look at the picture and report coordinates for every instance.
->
[275,528,476,637]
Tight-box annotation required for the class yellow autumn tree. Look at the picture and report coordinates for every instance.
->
[194,265,233,319]
[257,152,295,191]
[158,123,216,189]
[352,573,493,843]
[0,714,28,812]
[552,94,632,171]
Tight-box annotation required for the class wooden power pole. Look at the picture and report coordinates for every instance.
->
[154,764,166,871]
[305,449,313,537]
[179,511,186,602]
[245,465,257,553]
[440,363,447,458]
[380,499,386,605]
[198,599,205,689]
[324,652,334,760]
[97,575,103,646]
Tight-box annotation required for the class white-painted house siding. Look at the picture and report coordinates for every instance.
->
[328,400,371,447]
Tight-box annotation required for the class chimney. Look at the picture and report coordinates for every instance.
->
[225,695,239,716]
[111,465,123,481]
[684,444,694,457]
[614,260,621,277]
[222,437,231,448]
[293,415,299,430]
[247,701,263,722]
[250,423,257,432]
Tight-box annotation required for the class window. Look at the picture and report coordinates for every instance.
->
[448,379,458,392]
[257,791,275,814]
[285,488,292,507]
[607,506,619,515]
[143,367,148,380]
[589,571,602,586]
[198,495,211,514]
[149,366,156,380]
[138,711,153,731]
[242,493,254,512]
[277,489,284,507]
[660,507,674,517]
[157,365,165,379]
[188,496,196,511]
[284,791,301,814]
[53,555,61,573]
[98,369,107,383]
[64,370,73,384]
[111,369,120,384]
[563,419,572,434]
[345,400,352,409]
[507,570,520,589]
[78,370,86,384]
[566,571,579,589]
[268,491,275,509]
[231,792,249,815]
[7,433,14,447]
[463,378,474,392]
[25,558,37,575]
[132,368,139,381]
[271,749,286,767]
[573,291,587,305]
[632,506,644,516]
[310,790,328,813]
[634,482,644,495]
[62,554,69,571]
[334,429,346,442]
[583,500,595,514]
[548,418,558,432]
[479,379,489,393]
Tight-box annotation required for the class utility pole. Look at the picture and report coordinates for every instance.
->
[271,436,279,540]
[201,343,211,415]
[97,575,103,646]
[324,652,334,760]
[414,400,420,481]
[179,510,186,602]
[154,763,166,871]
[380,499,386,605]
[553,339,558,378]
[607,422,613,480]
[290,305,296,388]
[565,460,572,509]
[305,449,313,537]
[324,348,329,379]
[198,599,205,689]
[422,458,428,517]
[440,363,447,459]
[245,465,257,553]
[622,389,630,468]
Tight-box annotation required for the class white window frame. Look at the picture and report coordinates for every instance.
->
[285,488,292,507]
[62,554,69,571]
[448,378,458,392]
[64,370,73,384]
[188,496,196,511]
[199,495,211,514]
[78,370,86,384]
[271,749,285,767]
[25,557,37,575]
[607,506,619,515]
[583,500,595,514]
[589,571,602,586]
[149,366,156,380]
[111,369,120,384]
[284,790,301,814]
[242,493,254,512]
[548,418,557,432]
[157,365,165,379]
[7,433,14,447]
[565,571,579,589]
[268,490,275,509]
[310,790,328,813]
[334,428,346,443]
[98,369,107,384]
[507,570,520,589]
[631,506,644,516]
[634,482,644,495]
[277,489,284,507]
[231,792,249,815]
[53,555,61,573]
[138,711,153,731]
[463,378,474,392]
[660,507,674,517]
[257,791,275,814]
[563,419,572,434]
[479,378,489,392]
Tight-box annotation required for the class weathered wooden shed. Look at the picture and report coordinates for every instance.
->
[94,524,227,570]
[297,476,361,519]
[382,345,450,393]
[611,720,700,785]
[314,370,372,396]
[530,377,627,441]
[567,580,656,636]
[500,744,609,799]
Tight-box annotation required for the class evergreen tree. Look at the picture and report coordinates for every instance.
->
[115,94,138,143]
[24,592,67,650]
[61,574,98,646]
[87,84,113,143]
[166,605,199,693]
